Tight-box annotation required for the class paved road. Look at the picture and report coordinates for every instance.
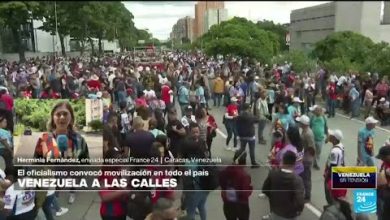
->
[14,104,389,220]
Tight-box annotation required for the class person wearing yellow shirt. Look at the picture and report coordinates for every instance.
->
[213,74,225,107]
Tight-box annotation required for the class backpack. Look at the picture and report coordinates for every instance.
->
[196,162,219,191]
[127,189,152,219]
[320,203,347,220]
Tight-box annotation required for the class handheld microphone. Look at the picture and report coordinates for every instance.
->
[57,134,68,157]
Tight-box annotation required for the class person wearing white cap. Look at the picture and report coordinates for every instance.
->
[288,97,303,119]
[376,97,389,125]
[309,105,328,170]
[323,129,345,204]
[357,116,379,166]
[296,115,315,201]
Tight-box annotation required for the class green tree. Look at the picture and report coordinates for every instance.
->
[311,31,375,73]
[137,29,152,41]
[194,17,280,64]
[109,2,138,51]
[257,20,289,51]
[363,42,390,76]
[38,1,75,56]
[272,50,316,74]
[0,1,44,62]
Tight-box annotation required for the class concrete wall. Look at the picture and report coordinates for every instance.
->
[360,2,382,43]
[290,1,390,51]
[335,1,388,43]
[290,2,335,51]
[383,1,390,24]
[380,24,390,42]
[334,2,363,33]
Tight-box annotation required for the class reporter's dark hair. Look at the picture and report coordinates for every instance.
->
[282,150,297,166]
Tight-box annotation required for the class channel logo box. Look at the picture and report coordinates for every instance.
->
[353,189,377,214]
[332,167,376,189]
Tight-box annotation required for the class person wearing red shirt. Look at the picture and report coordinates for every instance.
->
[135,92,148,109]
[161,81,172,107]
[0,89,13,111]
[87,74,102,91]
[224,97,239,151]
[40,86,62,99]
[219,161,253,220]
[326,81,337,118]
[99,148,128,220]
[206,110,218,156]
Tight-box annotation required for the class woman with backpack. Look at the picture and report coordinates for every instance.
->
[219,155,253,220]
[319,182,353,220]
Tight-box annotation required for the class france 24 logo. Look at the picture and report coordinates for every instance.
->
[353,189,377,214]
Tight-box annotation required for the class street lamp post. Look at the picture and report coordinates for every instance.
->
[54,1,59,58]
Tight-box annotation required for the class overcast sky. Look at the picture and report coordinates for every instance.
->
[123,1,329,40]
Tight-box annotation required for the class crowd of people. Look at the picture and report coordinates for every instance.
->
[0,49,388,220]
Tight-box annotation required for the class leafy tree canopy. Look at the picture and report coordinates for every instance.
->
[193,17,280,64]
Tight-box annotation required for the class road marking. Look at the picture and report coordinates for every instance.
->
[305,203,322,217]
[215,127,323,218]
[336,113,390,133]
[216,128,227,139]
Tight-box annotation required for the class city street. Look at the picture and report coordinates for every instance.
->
[27,103,389,220]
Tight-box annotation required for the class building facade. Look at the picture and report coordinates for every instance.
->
[1,19,120,56]
[204,8,228,33]
[194,1,224,39]
[170,16,194,43]
[290,1,390,52]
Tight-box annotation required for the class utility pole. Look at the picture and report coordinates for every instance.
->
[54,1,59,58]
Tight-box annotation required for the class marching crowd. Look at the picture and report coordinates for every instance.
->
[0,49,388,220]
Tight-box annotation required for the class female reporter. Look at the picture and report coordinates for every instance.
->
[33,101,90,204]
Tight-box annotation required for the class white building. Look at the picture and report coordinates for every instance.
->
[204,8,228,33]
[1,20,120,54]
[32,20,71,53]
